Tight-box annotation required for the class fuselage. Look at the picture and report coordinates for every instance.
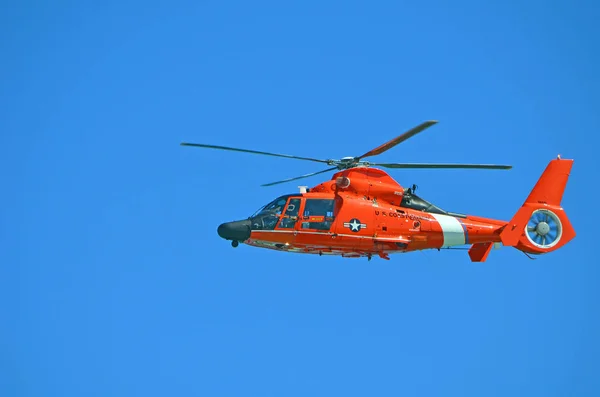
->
[217,167,508,258]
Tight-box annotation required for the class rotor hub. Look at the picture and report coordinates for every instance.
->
[535,221,550,236]
[329,157,372,170]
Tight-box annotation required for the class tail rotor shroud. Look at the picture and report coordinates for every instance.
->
[526,209,563,249]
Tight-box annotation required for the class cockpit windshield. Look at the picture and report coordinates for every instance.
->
[250,194,299,218]
[249,194,301,231]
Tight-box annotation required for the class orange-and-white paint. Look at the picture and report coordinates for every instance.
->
[242,157,575,261]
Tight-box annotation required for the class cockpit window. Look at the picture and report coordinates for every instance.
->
[264,197,287,214]
[250,213,280,231]
[278,198,301,229]
[251,194,299,218]
[250,194,300,231]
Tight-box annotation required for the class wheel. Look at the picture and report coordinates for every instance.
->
[231,240,239,248]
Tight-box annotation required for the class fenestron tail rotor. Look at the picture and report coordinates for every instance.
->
[526,209,562,248]
[180,120,513,186]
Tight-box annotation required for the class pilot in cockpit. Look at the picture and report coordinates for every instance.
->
[279,198,301,228]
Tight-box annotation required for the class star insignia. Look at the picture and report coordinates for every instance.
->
[344,218,366,232]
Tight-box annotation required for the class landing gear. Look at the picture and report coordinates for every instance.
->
[231,240,239,248]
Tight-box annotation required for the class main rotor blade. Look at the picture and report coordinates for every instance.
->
[261,167,338,187]
[180,142,330,164]
[357,120,438,160]
[372,162,513,170]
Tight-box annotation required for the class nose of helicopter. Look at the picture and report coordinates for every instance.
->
[217,219,252,243]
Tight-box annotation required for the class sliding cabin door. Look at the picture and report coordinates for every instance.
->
[290,198,336,251]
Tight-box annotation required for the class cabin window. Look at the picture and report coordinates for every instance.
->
[301,199,335,231]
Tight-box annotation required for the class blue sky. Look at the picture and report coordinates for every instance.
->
[2,1,599,396]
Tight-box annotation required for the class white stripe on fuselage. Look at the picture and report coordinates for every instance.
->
[430,213,465,247]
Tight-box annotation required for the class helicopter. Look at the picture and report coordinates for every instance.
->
[181,120,575,261]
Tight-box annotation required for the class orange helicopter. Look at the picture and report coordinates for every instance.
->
[181,120,575,261]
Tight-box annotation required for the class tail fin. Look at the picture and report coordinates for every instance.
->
[500,156,576,255]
